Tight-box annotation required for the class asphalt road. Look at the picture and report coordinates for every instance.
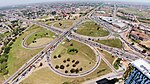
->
[3,4,145,84]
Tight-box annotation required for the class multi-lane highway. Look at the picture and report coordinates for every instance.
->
[3,4,146,84]
[4,5,101,84]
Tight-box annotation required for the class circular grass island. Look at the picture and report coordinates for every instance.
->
[25,29,56,48]
[50,40,97,75]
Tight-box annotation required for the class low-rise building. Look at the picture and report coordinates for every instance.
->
[129,28,149,41]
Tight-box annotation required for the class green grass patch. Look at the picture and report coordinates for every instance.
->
[98,49,116,64]
[76,20,109,37]
[53,19,78,29]
[21,60,111,84]
[113,58,121,70]
[7,25,45,75]
[26,28,55,45]
[51,40,96,74]
[96,39,122,48]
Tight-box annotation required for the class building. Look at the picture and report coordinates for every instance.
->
[99,16,127,29]
[129,28,149,41]
[124,59,150,84]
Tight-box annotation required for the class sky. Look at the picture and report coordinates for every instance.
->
[0,0,150,7]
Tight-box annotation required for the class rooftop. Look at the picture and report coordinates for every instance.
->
[131,59,150,79]
[99,16,126,28]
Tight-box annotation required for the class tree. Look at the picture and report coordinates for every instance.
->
[70,43,73,46]
[72,60,75,63]
[55,65,59,69]
[54,55,57,59]
[65,70,68,73]
[46,33,48,35]
[131,42,134,45]
[59,23,62,26]
[58,54,61,58]
[88,38,91,40]
[75,61,79,65]
[79,67,83,71]
[75,68,79,73]
[4,46,11,54]
[67,58,70,61]
[66,64,69,67]
[72,64,76,67]
[39,63,43,66]
[8,42,13,46]
[60,65,65,69]
[70,68,75,73]
[63,60,66,63]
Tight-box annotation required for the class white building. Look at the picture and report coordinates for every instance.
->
[125,59,150,84]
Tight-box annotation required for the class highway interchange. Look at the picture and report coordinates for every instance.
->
[3,5,147,84]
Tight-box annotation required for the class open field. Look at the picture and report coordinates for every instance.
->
[96,39,122,48]
[53,19,79,29]
[7,25,46,75]
[21,60,111,84]
[76,20,109,37]
[51,40,96,74]
[26,26,55,46]
[98,49,116,64]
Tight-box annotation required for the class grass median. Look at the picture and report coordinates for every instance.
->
[76,20,109,37]
[53,19,79,29]
[96,39,122,48]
